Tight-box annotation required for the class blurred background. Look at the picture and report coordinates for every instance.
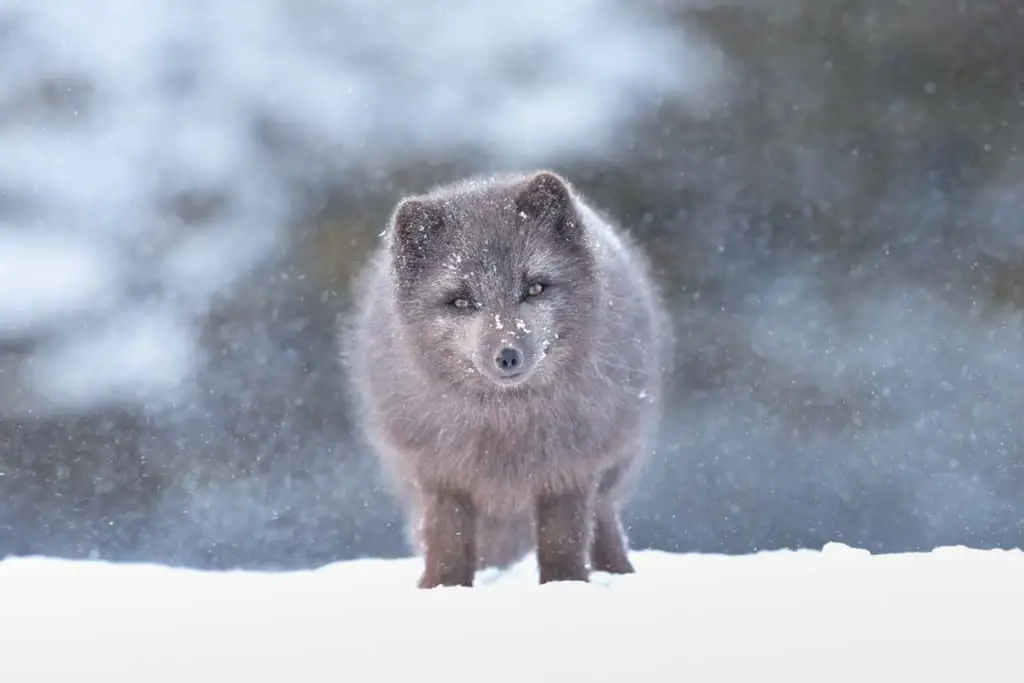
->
[1,0,1023,569]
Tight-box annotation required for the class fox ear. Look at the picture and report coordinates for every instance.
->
[389,197,445,265]
[515,171,580,239]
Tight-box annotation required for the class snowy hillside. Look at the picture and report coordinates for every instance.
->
[2,544,1020,681]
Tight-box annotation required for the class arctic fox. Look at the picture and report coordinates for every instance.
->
[344,170,670,588]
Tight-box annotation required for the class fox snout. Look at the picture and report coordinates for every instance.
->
[475,334,538,386]
[478,341,532,385]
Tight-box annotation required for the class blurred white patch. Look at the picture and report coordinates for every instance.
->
[0,0,727,416]
[0,232,118,334]
[26,309,193,411]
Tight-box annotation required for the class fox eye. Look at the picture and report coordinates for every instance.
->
[451,297,473,309]
[525,282,545,297]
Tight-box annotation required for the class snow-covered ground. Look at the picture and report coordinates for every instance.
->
[1,544,1020,681]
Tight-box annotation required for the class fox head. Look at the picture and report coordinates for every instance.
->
[386,171,601,392]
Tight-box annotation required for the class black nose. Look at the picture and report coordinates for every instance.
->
[495,347,523,372]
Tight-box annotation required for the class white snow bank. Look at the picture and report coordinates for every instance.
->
[1,543,1020,681]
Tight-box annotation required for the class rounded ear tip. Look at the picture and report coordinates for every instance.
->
[389,196,444,258]
[527,170,569,191]
[393,197,425,220]
[392,196,442,228]
[518,171,573,209]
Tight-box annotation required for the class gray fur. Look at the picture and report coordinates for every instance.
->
[342,170,670,587]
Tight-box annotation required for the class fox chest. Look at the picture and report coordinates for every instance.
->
[397,397,632,488]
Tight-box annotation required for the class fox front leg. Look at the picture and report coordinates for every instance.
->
[418,488,477,589]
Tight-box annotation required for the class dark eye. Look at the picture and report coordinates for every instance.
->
[451,297,472,309]
[525,282,545,297]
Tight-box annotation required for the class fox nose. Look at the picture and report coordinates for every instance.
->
[495,347,523,373]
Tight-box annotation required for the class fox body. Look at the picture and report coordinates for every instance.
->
[344,171,669,587]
